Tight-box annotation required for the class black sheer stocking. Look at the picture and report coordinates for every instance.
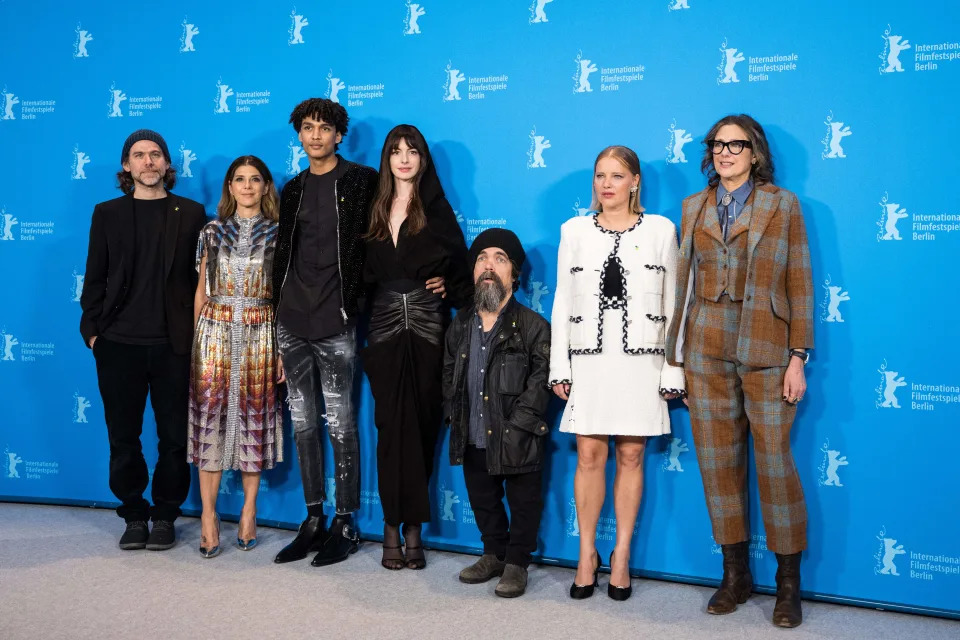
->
[402,523,425,570]
[381,523,404,570]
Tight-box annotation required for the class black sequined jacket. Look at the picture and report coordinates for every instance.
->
[272,156,378,320]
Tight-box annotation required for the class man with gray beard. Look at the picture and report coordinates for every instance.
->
[442,229,551,598]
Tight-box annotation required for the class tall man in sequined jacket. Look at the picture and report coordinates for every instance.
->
[443,229,552,598]
[272,98,378,567]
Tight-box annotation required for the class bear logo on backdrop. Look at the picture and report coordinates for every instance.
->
[817,439,849,487]
[668,0,691,10]
[526,280,550,315]
[877,192,909,241]
[178,143,197,178]
[325,70,346,103]
[214,79,234,114]
[74,25,93,58]
[5,447,23,479]
[822,111,853,159]
[2,88,19,120]
[71,271,85,303]
[880,25,911,74]
[819,275,850,323]
[717,38,745,84]
[529,0,553,24]
[1,330,18,361]
[287,138,307,175]
[404,1,426,34]
[573,50,598,93]
[438,484,461,522]
[666,120,694,164]
[1,208,18,241]
[875,526,907,576]
[180,18,199,53]
[527,127,551,169]
[876,360,907,409]
[289,8,308,45]
[73,392,91,424]
[661,437,689,472]
[72,146,90,180]
[442,62,466,101]
[572,197,592,217]
[107,83,127,118]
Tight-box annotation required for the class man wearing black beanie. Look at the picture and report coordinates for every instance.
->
[442,228,552,597]
[79,129,206,551]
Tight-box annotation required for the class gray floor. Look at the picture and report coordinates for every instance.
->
[0,504,956,640]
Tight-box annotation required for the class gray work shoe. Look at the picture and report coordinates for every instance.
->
[459,553,506,584]
[495,564,528,598]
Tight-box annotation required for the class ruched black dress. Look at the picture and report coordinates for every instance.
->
[362,169,472,526]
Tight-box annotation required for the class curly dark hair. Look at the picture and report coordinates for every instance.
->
[700,114,775,188]
[289,98,349,150]
[116,167,177,194]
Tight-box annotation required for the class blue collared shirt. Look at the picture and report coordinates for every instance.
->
[717,178,754,241]
[467,311,504,449]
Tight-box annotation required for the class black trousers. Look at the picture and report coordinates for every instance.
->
[462,445,544,568]
[93,337,191,522]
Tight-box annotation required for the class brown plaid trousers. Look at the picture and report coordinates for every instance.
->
[668,184,812,555]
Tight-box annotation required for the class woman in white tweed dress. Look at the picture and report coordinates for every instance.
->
[550,145,684,602]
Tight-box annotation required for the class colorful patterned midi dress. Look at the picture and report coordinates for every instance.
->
[187,214,282,472]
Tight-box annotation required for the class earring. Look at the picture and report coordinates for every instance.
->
[630,186,638,193]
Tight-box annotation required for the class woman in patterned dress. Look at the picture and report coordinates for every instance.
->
[188,155,283,557]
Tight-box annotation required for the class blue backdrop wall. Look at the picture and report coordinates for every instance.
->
[1,0,958,618]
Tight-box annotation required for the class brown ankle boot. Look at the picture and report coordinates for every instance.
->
[773,552,803,628]
[707,541,753,614]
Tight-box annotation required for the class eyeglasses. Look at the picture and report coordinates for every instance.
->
[707,139,753,155]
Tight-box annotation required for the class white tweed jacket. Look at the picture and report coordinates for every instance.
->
[548,213,685,393]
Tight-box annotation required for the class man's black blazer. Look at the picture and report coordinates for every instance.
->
[79,193,207,355]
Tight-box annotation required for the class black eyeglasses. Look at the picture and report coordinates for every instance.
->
[707,139,753,155]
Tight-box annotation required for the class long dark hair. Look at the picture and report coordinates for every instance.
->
[700,114,775,188]
[116,166,177,194]
[367,124,435,241]
[215,155,280,221]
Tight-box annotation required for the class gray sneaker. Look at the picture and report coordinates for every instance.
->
[495,564,528,598]
[459,553,506,584]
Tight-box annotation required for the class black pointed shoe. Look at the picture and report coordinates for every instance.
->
[118,520,149,550]
[569,550,600,599]
[274,516,328,564]
[607,550,633,601]
[707,541,753,615]
[311,514,360,567]
[145,520,177,551]
[773,552,803,628]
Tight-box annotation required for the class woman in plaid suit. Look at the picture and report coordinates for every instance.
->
[665,114,814,628]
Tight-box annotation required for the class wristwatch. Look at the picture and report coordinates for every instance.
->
[789,349,810,365]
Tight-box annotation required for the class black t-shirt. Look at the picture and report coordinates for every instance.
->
[277,163,349,340]
[103,196,169,344]
[601,254,624,299]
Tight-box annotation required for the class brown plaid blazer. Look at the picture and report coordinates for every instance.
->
[665,183,814,368]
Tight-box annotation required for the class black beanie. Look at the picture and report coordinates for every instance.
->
[469,228,526,269]
[120,129,171,164]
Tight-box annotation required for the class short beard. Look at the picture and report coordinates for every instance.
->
[474,272,507,313]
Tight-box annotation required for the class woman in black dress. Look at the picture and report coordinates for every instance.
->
[363,124,472,570]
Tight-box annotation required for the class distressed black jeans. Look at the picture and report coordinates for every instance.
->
[277,323,360,514]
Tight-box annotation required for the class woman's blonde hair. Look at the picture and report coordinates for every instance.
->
[590,145,644,214]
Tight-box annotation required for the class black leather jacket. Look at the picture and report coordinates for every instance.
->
[272,156,378,319]
[443,297,552,475]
